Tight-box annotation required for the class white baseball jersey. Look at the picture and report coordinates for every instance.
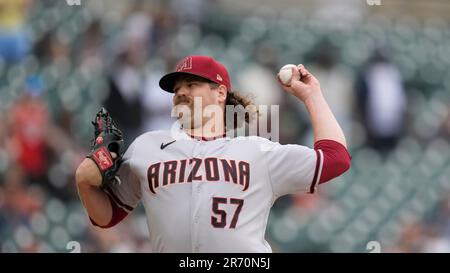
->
[107,126,323,253]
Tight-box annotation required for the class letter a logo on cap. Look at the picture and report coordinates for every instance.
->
[176,56,193,72]
[216,74,223,81]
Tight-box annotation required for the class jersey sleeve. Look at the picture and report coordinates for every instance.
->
[260,139,322,197]
[105,139,142,213]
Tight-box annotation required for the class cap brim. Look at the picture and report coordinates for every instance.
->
[159,72,206,93]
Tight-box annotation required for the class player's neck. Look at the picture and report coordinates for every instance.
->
[183,121,225,140]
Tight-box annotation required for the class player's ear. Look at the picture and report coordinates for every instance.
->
[217,84,227,103]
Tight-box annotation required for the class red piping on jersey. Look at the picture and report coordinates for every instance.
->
[185,132,227,141]
[309,149,323,193]
[313,139,351,187]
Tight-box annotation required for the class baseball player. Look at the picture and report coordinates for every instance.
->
[75,55,351,252]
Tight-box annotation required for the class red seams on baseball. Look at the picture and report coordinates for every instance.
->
[96,136,104,144]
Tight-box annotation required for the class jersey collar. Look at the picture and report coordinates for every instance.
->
[185,132,227,141]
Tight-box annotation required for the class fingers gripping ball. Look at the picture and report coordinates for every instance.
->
[278,64,300,86]
[87,107,124,189]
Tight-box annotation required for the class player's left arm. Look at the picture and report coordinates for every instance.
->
[278,64,351,184]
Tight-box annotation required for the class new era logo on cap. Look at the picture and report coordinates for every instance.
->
[159,55,232,93]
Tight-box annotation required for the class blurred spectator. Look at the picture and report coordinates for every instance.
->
[420,228,450,253]
[32,31,52,63]
[104,10,153,147]
[355,48,407,154]
[6,76,76,200]
[0,166,42,252]
[0,112,10,178]
[76,20,105,74]
[308,41,354,140]
[237,43,282,107]
[0,0,31,63]
[391,222,424,252]
[7,76,50,181]
[142,58,176,132]
[148,5,177,55]
[1,166,41,220]
[441,106,450,138]
[170,0,209,25]
[278,94,309,144]
[236,43,284,140]
[0,0,449,253]
[419,196,450,252]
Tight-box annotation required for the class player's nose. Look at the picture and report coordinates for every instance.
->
[176,84,189,96]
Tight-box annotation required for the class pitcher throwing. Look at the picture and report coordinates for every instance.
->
[75,55,351,252]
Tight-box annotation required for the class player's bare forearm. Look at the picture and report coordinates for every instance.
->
[75,158,113,226]
[278,64,347,148]
[303,92,347,147]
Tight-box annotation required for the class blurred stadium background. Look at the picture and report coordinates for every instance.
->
[1,0,450,253]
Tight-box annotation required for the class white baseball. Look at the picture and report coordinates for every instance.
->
[278,64,299,85]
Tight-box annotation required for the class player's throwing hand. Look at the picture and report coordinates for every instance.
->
[278,64,321,103]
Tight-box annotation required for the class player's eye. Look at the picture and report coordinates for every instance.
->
[188,82,198,88]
